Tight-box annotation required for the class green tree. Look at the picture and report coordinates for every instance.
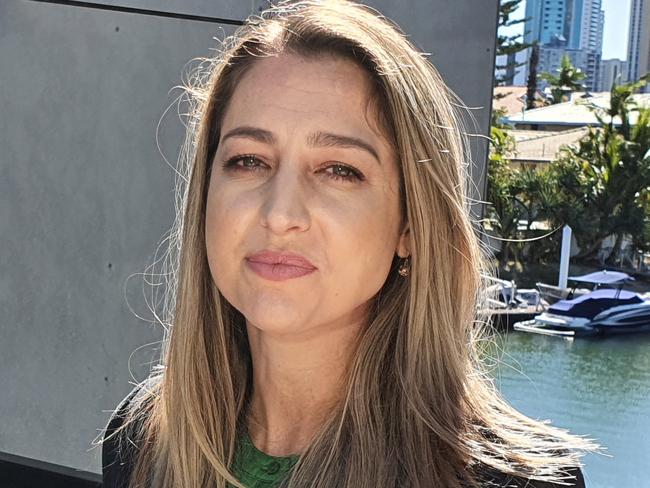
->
[495,0,531,86]
[526,42,540,110]
[540,54,585,104]
[488,77,650,269]
[594,75,650,139]
[486,123,552,268]
[547,77,650,263]
[486,125,521,267]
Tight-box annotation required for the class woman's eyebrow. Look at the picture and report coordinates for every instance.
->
[221,126,381,165]
[308,131,380,165]
[221,126,276,145]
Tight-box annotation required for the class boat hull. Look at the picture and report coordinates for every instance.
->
[513,315,650,338]
[513,319,596,338]
[513,271,650,338]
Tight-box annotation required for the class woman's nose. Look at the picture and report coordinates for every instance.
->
[259,165,311,235]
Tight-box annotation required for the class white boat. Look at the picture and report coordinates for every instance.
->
[513,271,650,338]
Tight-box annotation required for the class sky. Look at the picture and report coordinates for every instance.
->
[601,0,631,60]
[505,0,631,61]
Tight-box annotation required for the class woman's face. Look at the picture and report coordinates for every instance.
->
[205,53,409,339]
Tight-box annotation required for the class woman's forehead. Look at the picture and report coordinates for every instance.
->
[220,53,391,150]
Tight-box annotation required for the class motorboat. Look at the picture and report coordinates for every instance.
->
[535,281,590,305]
[513,270,650,338]
[482,274,544,310]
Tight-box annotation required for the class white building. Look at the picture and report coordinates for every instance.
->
[537,45,593,89]
[627,0,650,88]
[599,58,629,91]
[522,0,604,91]
[495,51,530,86]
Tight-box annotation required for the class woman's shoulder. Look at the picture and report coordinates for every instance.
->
[475,464,586,488]
[102,375,161,488]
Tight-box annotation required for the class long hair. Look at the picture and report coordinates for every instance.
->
[111,1,598,487]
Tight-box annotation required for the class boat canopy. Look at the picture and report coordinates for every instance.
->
[567,270,634,285]
[548,289,643,319]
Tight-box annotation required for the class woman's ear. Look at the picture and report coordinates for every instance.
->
[396,223,410,258]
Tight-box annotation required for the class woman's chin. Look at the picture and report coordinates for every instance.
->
[241,302,312,336]
[245,317,311,338]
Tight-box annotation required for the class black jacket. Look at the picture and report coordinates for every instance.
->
[102,381,586,488]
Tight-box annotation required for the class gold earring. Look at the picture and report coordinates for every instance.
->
[398,256,410,277]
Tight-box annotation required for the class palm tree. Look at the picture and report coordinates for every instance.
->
[598,74,650,139]
[549,77,650,263]
[540,54,585,104]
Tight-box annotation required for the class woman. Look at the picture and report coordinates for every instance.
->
[102,1,598,487]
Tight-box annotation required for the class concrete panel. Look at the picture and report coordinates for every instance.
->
[365,0,499,211]
[0,0,238,475]
[0,0,497,476]
[73,0,265,20]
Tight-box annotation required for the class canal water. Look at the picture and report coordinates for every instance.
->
[492,331,650,488]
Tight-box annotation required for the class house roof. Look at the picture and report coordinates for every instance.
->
[505,92,650,127]
[507,127,589,163]
[493,86,545,117]
[493,86,527,117]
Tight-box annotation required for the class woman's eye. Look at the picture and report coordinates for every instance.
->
[322,164,365,183]
[222,154,267,172]
[221,155,364,184]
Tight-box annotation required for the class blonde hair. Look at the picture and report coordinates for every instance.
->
[108,1,598,487]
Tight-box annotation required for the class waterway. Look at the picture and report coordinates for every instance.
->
[493,331,650,488]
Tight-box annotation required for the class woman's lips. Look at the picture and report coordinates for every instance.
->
[245,250,317,281]
[245,260,316,281]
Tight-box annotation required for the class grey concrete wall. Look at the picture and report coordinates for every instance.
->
[0,0,498,476]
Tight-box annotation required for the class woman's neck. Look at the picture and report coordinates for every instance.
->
[245,317,362,456]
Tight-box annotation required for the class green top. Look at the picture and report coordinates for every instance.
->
[231,432,300,488]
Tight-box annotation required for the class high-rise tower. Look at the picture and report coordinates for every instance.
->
[627,0,650,87]
[523,0,604,91]
[525,0,570,46]
[579,0,605,90]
